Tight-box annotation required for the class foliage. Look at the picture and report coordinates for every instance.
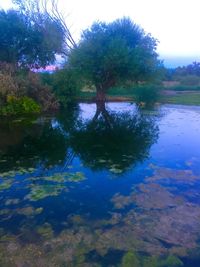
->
[41,67,83,107]
[0,8,64,68]
[164,62,200,88]
[0,63,58,114]
[12,0,76,54]
[25,72,59,111]
[134,84,161,104]
[0,73,18,104]
[0,96,41,116]
[69,17,162,99]
[175,62,200,76]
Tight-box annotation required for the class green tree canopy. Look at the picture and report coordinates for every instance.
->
[0,9,64,68]
[69,17,162,101]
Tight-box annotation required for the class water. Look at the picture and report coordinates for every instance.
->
[0,102,200,267]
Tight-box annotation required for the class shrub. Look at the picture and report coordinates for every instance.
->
[134,84,161,104]
[0,62,59,113]
[0,96,41,116]
[52,68,81,106]
[41,68,82,107]
[0,73,18,103]
[26,72,59,112]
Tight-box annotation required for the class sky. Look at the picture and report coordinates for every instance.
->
[1,0,200,67]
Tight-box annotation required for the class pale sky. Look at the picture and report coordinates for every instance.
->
[1,0,200,66]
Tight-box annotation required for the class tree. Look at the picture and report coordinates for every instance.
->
[0,8,64,68]
[12,0,76,55]
[69,17,162,101]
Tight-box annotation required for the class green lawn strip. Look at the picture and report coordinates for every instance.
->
[77,89,200,105]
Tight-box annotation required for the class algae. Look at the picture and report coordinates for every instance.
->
[67,172,86,182]
[36,223,54,239]
[0,167,36,179]
[27,184,65,201]
[121,251,140,267]
[0,181,12,191]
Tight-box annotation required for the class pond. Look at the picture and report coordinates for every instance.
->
[0,102,200,267]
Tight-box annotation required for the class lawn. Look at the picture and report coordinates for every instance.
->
[77,87,200,105]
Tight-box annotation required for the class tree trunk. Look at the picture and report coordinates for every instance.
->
[96,86,106,102]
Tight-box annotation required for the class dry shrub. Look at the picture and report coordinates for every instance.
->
[26,72,59,112]
[0,62,59,113]
[0,74,18,101]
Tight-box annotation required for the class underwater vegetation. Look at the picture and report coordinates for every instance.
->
[26,184,66,201]
[121,252,183,267]
[0,103,200,266]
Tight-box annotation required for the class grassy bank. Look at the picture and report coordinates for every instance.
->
[161,92,200,105]
[78,88,200,106]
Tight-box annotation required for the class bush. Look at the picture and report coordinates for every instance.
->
[0,96,41,116]
[26,72,59,112]
[0,63,59,113]
[41,68,82,107]
[134,84,161,104]
[0,73,18,103]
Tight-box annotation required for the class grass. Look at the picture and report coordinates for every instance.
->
[162,93,200,105]
[166,85,200,91]
[77,87,200,106]
[77,87,136,101]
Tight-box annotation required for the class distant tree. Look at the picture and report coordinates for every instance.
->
[175,62,200,76]
[0,8,64,68]
[69,17,162,101]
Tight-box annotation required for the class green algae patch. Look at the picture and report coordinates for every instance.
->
[27,184,65,201]
[160,255,183,267]
[36,223,54,239]
[0,180,12,191]
[121,251,140,267]
[27,171,86,184]
[143,255,183,267]
[0,167,36,179]
[109,167,123,174]
[67,172,86,182]
[43,174,65,183]
[109,164,124,174]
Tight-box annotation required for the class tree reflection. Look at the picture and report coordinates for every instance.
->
[70,102,159,172]
[0,103,160,173]
[0,105,80,171]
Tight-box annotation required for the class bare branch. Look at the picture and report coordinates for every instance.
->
[13,0,76,55]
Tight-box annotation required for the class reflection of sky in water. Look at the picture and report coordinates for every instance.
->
[0,103,200,267]
[150,105,200,170]
[79,102,137,120]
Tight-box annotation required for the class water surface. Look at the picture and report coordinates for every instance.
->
[0,102,200,267]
